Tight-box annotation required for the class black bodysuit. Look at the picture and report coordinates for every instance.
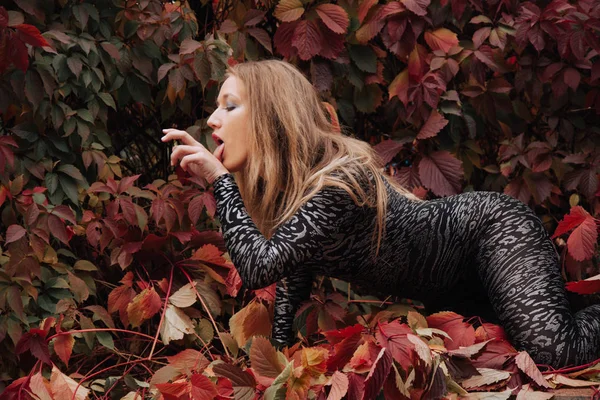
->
[213,173,600,368]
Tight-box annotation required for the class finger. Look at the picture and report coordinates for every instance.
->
[170,145,207,166]
[180,153,205,171]
[161,129,200,146]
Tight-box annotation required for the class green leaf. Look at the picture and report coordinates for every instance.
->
[58,164,85,182]
[74,260,97,271]
[77,109,94,123]
[124,20,140,39]
[77,120,91,142]
[72,4,89,27]
[349,45,377,73]
[82,3,99,22]
[45,172,59,194]
[96,331,114,350]
[25,70,44,110]
[59,176,79,204]
[67,57,83,78]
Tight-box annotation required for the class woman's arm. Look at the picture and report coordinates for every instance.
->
[212,174,357,290]
[272,268,313,346]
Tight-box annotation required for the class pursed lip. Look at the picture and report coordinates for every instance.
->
[211,133,223,146]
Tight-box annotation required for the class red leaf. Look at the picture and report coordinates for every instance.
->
[417,110,448,140]
[363,347,392,400]
[5,224,26,244]
[418,151,463,197]
[155,380,190,400]
[15,329,51,365]
[515,351,551,388]
[401,0,430,16]
[190,374,219,399]
[408,44,428,80]
[426,311,475,350]
[225,267,243,297]
[553,206,593,237]
[11,36,29,71]
[292,19,322,60]
[48,214,70,245]
[126,287,162,328]
[274,21,298,58]
[375,321,414,371]
[327,371,349,400]
[167,349,210,375]
[565,274,600,295]
[53,334,74,367]
[425,28,459,53]
[358,0,378,23]
[373,140,404,165]
[317,23,346,59]
[14,24,49,47]
[189,193,217,224]
[315,4,349,34]
[563,68,581,90]
[347,373,366,400]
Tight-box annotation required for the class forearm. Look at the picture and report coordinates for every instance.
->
[272,268,313,345]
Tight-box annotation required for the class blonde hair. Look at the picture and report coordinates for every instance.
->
[227,60,416,255]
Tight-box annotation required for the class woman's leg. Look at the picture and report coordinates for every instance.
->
[477,196,600,367]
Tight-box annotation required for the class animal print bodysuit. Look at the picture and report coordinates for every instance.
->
[213,173,600,368]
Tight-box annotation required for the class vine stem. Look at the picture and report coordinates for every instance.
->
[148,264,174,360]
[72,359,151,400]
[48,328,156,342]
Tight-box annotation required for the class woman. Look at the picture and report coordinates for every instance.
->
[162,59,600,368]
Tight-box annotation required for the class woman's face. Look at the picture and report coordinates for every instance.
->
[207,76,251,172]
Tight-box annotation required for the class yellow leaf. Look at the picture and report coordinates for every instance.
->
[301,346,328,377]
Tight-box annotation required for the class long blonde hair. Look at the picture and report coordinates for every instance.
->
[228,60,415,254]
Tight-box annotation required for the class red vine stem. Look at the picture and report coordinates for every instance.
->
[48,328,156,342]
[72,359,151,400]
[148,264,174,360]
[540,356,600,375]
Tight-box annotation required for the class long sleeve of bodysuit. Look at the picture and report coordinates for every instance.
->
[212,173,357,342]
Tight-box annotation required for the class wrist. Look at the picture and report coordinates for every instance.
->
[208,169,230,185]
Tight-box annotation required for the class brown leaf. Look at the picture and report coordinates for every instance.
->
[418,152,464,197]
[417,110,448,140]
[363,347,392,400]
[230,301,272,347]
[167,349,210,375]
[460,368,511,389]
[160,304,195,345]
[274,0,304,22]
[250,336,284,379]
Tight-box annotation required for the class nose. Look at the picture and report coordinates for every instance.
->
[207,109,220,130]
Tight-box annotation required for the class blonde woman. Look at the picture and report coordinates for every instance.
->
[162,59,600,368]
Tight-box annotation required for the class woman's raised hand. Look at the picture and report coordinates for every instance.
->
[161,128,228,184]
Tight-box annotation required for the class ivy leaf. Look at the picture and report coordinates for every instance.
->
[515,351,551,388]
[167,349,210,375]
[274,21,298,58]
[375,321,414,371]
[363,347,392,400]
[401,0,430,16]
[565,274,600,295]
[67,57,83,78]
[426,311,475,350]
[49,366,90,400]
[160,304,195,345]
[292,19,322,60]
[15,328,51,365]
[53,333,74,367]
[328,370,349,400]
[250,336,284,382]
[417,110,448,140]
[389,69,410,106]
[247,28,273,53]
[213,362,256,400]
[190,374,219,399]
[169,282,198,308]
[68,271,90,303]
[14,24,49,47]
[229,301,272,347]
[461,368,511,389]
[6,224,26,244]
[425,28,459,53]
[315,4,349,34]
[127,287,162,328]
[408,44,428,80]
[349,45,377,73]
[180,38,203,55]
[552,206,598,261]
[274,0,305,22]
[418,151,464,197]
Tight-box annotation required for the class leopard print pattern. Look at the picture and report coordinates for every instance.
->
[213,173,600,367]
